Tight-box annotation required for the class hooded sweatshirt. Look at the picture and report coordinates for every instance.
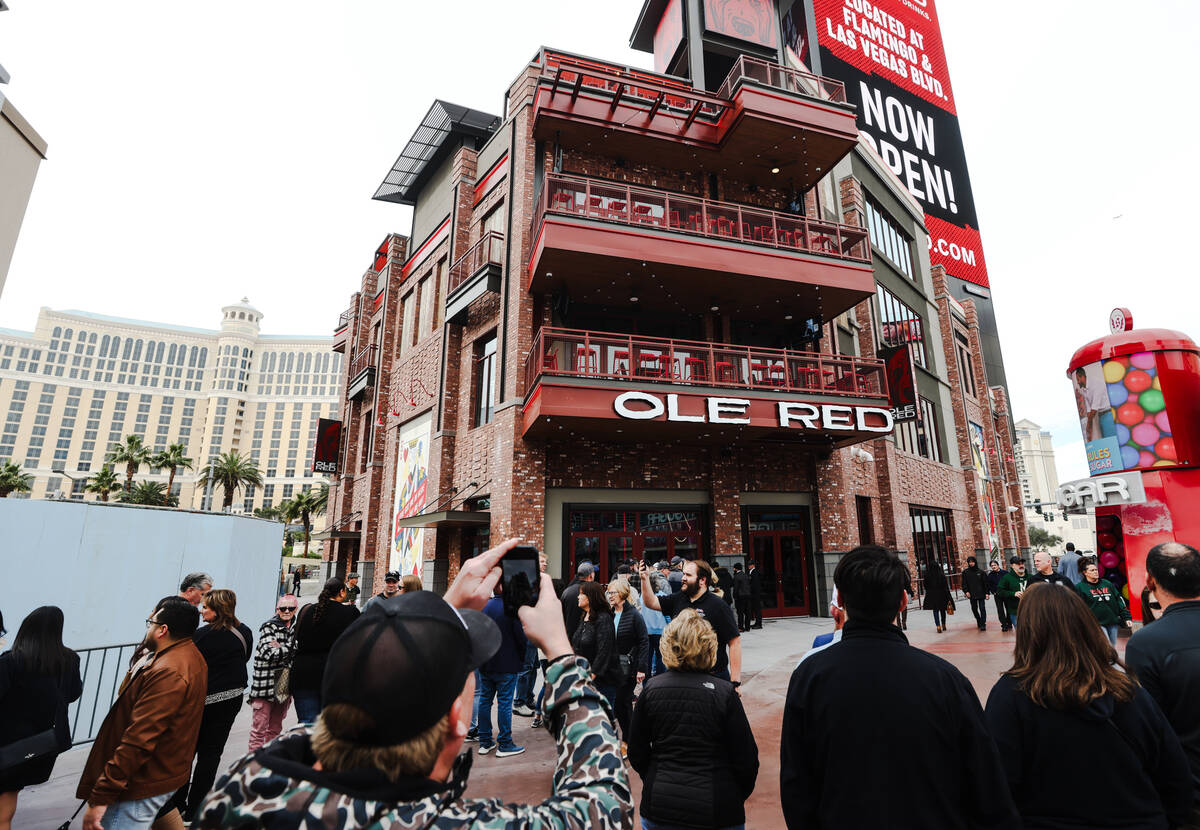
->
[1075,578,1132,627]
[996,569,1029,618]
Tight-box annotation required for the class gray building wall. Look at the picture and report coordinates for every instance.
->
[0,93,47,300]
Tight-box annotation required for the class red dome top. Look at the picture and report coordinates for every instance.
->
[1067,328,1199,373]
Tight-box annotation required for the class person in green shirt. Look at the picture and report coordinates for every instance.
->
[996,556,1030,629]
[1075,562,1132,646]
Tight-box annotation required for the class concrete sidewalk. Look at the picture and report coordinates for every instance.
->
[15,611,1109,829]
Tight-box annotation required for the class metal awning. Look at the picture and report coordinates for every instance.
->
[393,510,491,530]
[373,101,500,205]
[310,529,362,541]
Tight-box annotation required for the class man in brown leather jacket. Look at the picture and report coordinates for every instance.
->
[77,596,207,830]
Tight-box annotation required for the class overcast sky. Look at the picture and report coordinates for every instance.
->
[2,0,1198,483]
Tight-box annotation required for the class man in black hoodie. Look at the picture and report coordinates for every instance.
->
[780,545,1018,829]
[961,556,991,631]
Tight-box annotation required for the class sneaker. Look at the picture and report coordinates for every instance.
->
[464,729,478,743]
[530,715,543,729]
[477,742,496,755]
[496,745,525,757]
[512,703,536,717]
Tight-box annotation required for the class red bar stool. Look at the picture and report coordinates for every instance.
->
[658,354,679,379]
[714,361,736,384]
[684,357,708,382]
[612,349,630,375]
[542,352,559,372]
[575,346,598,374]
[637,353,664,378]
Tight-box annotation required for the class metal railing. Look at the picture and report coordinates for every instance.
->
[716,54,847,104]
[334,305,356,333]
[69,642,140,745]
[448,231,505,295]
[525,326,887,400]
[530,172,870,264]
[349,344,378,379]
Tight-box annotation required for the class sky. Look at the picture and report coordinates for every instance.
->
[2,0,1199,484]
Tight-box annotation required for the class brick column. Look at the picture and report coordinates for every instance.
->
[710,447,742,560]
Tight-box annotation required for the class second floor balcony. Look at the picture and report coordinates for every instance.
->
[447,231,504,323]
[332,304,356,353]
[533,51,858,191]
[528,173,873,319]
[347,344,378,400]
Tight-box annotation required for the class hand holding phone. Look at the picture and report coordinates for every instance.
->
[501,545,541,614]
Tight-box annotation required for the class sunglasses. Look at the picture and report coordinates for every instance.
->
[277,606,297,612]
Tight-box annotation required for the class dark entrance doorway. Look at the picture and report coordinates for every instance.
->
[745,509,812,617]
[566,507,705,584]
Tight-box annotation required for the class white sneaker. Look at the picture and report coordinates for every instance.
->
[512,704,536,717]
[496,745,526,757]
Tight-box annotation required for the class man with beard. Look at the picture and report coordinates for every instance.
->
[76,597,207,830]
[364,571,402,611]
[638,559,741,685]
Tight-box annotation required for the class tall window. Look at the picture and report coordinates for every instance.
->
[955,330,976,398]
[399,291,415,357]
[910,506,954,578]
[474,334,497,426]
[875,284,926,369]
[895,395,942,462]
[865,198,914,279]
[417,277,432,342]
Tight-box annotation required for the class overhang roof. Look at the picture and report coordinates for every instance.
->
[373,100,501,206]
[630,0,671,52]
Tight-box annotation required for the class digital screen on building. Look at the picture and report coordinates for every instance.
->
[880,344,916,421]
[704,0,778,48]
[1071,353,1177,476]
[808,0,990,287]
[312,418,342,475]
[654,0,685,73]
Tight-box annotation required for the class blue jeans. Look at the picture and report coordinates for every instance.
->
[470,669,482,730]
[643,819,743,830]
[478,671,518,749]
[1010,612,1019,629]
[932,608,946,628]
[1103,624,1119,646]
[100,792,172,829]
[648,634,664,676]
[515,643,539,707]
[293,689,321,725]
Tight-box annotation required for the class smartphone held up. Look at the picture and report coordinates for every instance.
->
[501,545,541,614]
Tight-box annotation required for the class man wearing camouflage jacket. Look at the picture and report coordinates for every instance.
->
[196,540,632,829]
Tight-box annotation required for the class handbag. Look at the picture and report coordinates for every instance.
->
[0,727,60,771]
[57,800,86,830]
[946,599,956,615]
[274,665,291,703]
[618,653,633,678]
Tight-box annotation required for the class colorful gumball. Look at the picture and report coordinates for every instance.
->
[1121,446,1142,468]
[1155,436,1176,460]
[1152,376,1161,390]
[1106,382,1128,406]
[1124,370,1153,393]
[1116,423,1131,445]
[1154,459,1175,467]
[1155,411,1171,432]
[1132,423,1160,447]
[1100,551,1120,569]
[1138,450,1157,468]
[1139,388,1165,414]
[1102,361,1126,383]
[1097,514,1115,530]
[1097,532,1117,549]
[1117,401,1144,426]
[1130,352,1156,370]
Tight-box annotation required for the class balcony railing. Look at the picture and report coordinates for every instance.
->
[448,231,505,295]
[335,305,356,333]
[531,173,869,263]
[349,344,378,380]
[525,327,886,400]
[715,54,847,104]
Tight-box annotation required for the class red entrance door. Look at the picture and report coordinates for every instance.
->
[749,530,810,616]
[568,530,703,584]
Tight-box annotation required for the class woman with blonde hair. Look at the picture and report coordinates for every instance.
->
[607,578,648,738]
[171,588,254,821]
[984,583,1191,829]
[628,609,758,830]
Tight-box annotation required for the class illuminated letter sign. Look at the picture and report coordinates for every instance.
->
[312,418,342,474]
[613,391,665,420]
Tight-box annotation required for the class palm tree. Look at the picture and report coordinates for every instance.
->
[281,486,327,556]
[197,451,263,512]
[253,505,282,521]
[106,435,152,493]
[0,462,34,498]
[85,466,121,502]
[118,481,171,506]
[151,443,193,505]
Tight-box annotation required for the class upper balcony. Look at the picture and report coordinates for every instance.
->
[347,344,378,400]
[446,231,504,323]
[528,172,873,318]
[532,51,857,191]
[522,327,891,445]
[332,304,356,353]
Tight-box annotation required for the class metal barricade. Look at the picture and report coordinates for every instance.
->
[69,642,139,746]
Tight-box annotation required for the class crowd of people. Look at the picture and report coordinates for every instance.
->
[0,540,1197,830]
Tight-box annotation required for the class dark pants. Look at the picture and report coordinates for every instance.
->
[994,595,1010,629]
[648,634,665,676]
[750,596,763,628]
[615,674,637,737]
[932,608,947,628]
[969,597,987,627]
[293,689,321,724]
[515,642,539,708]
[175,696,241,816]
[736,596,752,630]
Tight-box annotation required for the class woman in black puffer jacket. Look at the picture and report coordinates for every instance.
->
[628,609,758,830]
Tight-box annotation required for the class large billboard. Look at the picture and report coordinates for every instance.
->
[808,0,990,287]
[1070,354,1177,476]
[390,413,431,578]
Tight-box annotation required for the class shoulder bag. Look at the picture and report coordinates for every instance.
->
[0,727,60,771]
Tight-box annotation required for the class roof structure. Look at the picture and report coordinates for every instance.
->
[373,100,501,206]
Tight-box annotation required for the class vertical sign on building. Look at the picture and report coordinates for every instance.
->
[311,419,342,475]
[390,413,431,579]
[808,0,989,288]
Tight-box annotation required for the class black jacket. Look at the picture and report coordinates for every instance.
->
[961,565,989,599]
[985,672,1191,829]
[571,616,619,685]
[986,568,1006,593]
[0,651,83,791]
[1126,599,1200,804]
[193,622,254,696]
[291,601,360,692]
[561,579,585,640]
[614,607,649,677]
[628,670,758,828]
[747,567,763,599]
[921,569,952,611]
[732,570,750,599]
[781,620,1018,829]
[1028,570,1074,589]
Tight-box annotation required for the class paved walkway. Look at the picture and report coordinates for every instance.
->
[15,610,1129,829]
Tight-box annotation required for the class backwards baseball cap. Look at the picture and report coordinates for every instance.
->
[1009,555,1026,564]
[321,591,500,745]
[384,571,401,582]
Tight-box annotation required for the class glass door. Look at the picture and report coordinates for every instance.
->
[752,535,779,611]
[778,534,809,615]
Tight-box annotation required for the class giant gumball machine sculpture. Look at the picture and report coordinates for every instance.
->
[1059,309,1200,620]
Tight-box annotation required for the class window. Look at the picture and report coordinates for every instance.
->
[910,506,954,578]
[865,198,913,279]
[473,334,497,426]
[399,291,415,357]
[418,276,432,340]
[894,396,942,462]
[955,330,976,398]
[855,496,874,545]
[875,284,926,369]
